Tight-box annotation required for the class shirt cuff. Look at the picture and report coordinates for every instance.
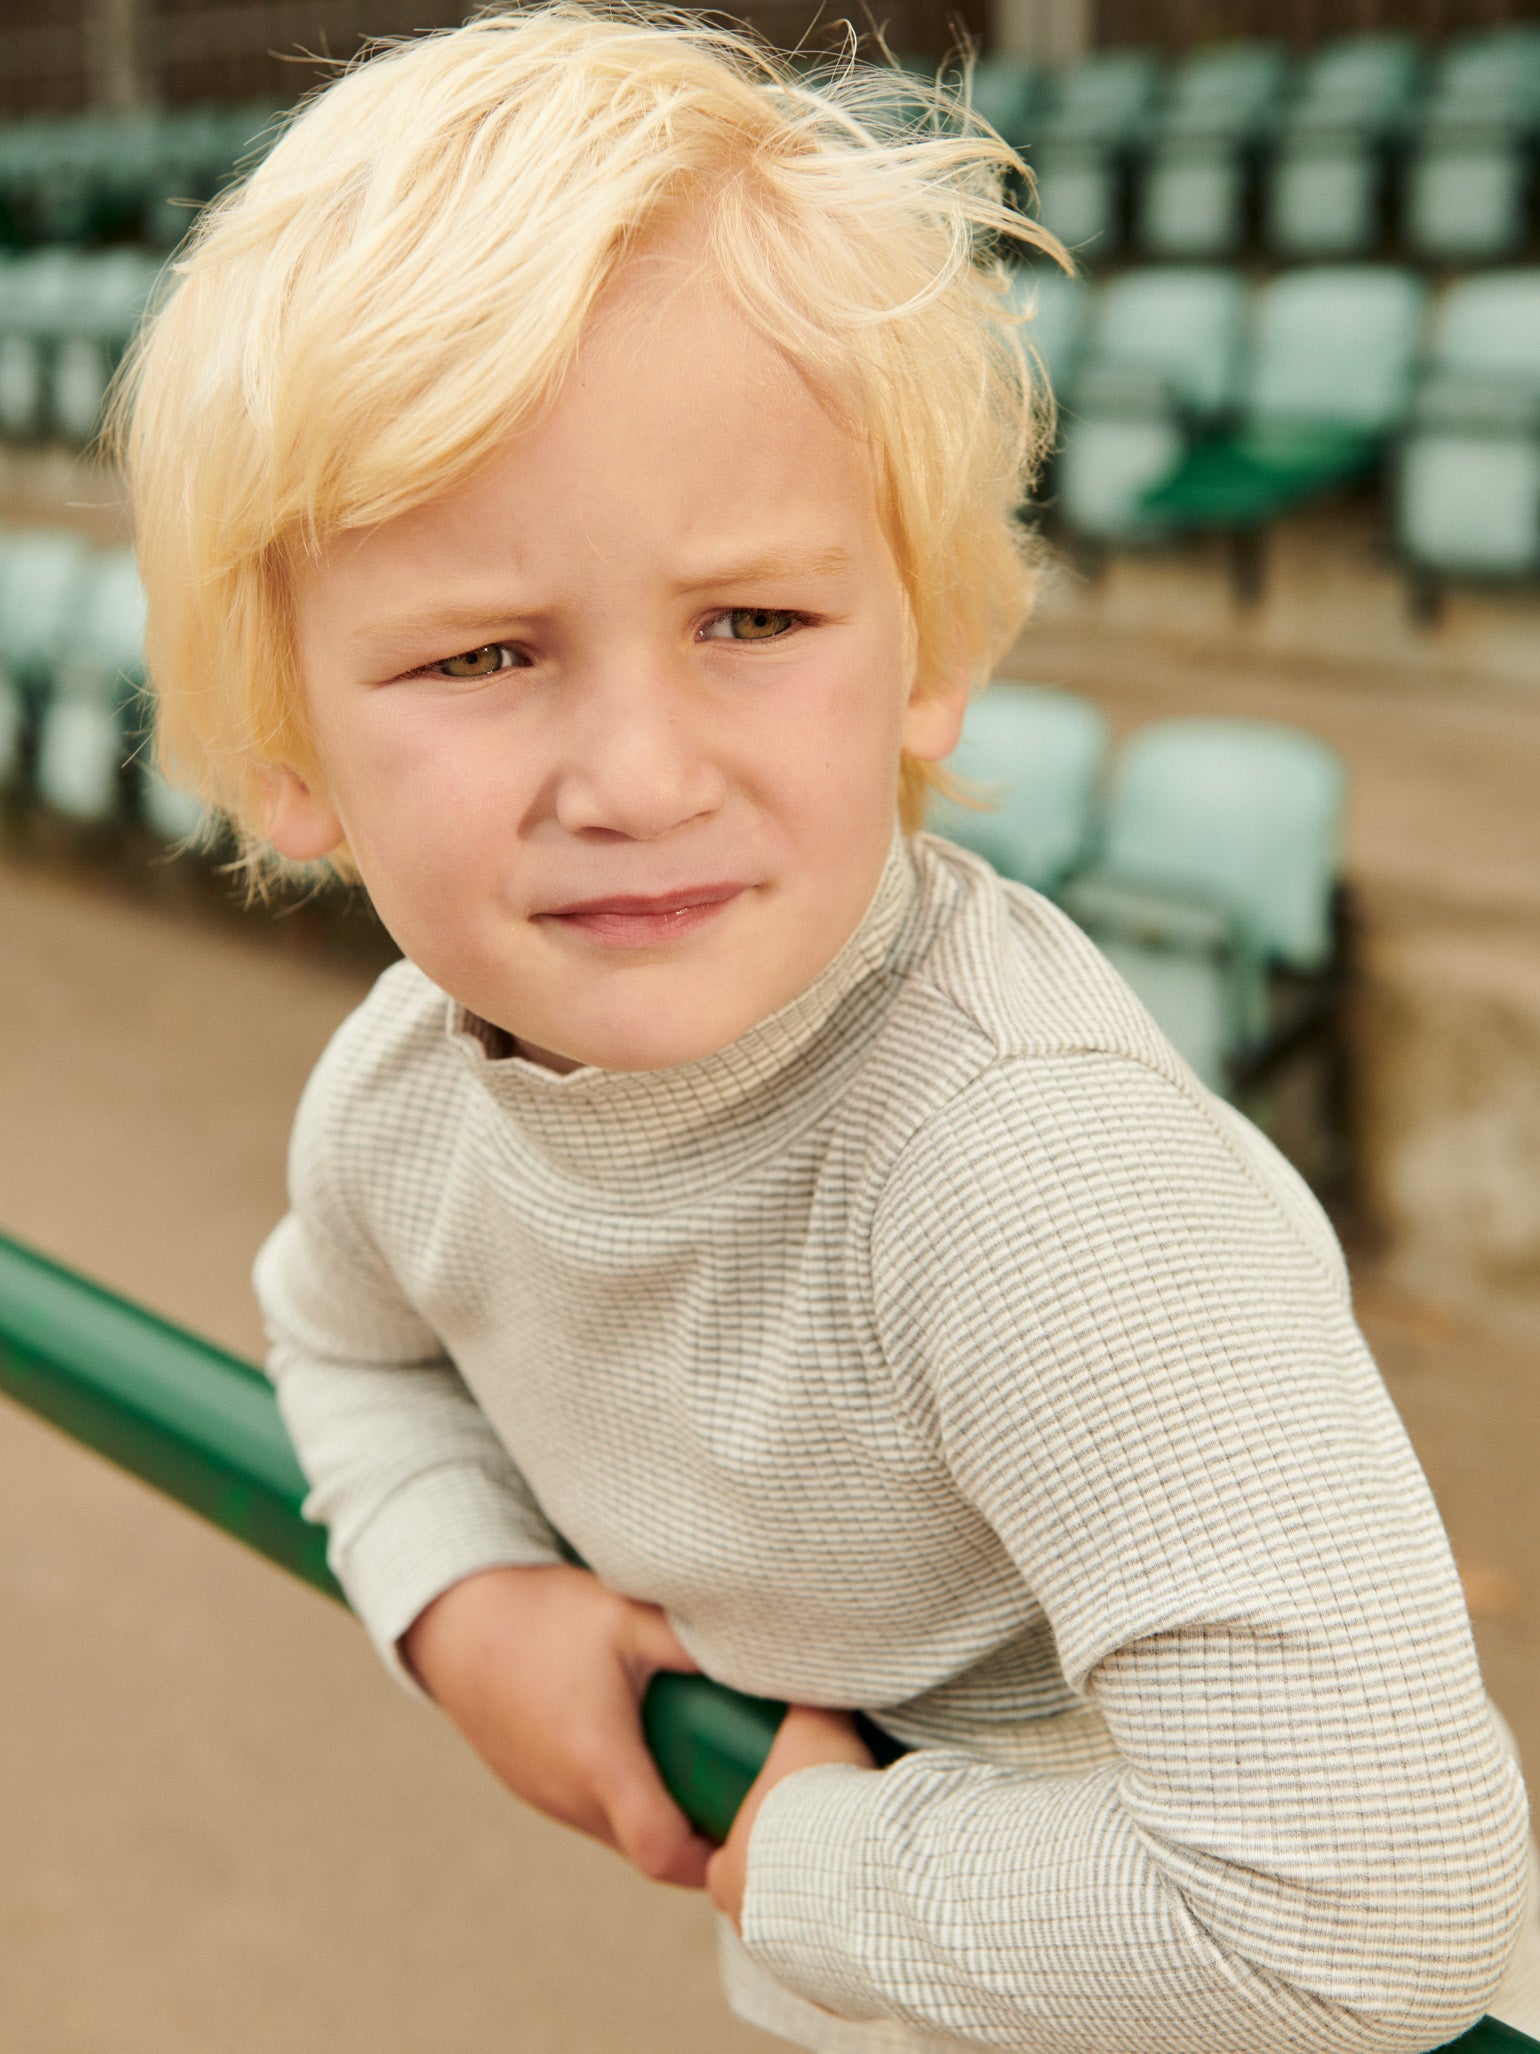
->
[740,1760,891,2021]
[324,1459,563,1698]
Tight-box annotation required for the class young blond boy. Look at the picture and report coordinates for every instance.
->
[118,8,1536,2049]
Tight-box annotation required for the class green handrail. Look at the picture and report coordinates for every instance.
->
[0,1229,777,1841]
[0,1229,1527,2053]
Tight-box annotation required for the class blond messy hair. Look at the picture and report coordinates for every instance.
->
[111,3,1063,886]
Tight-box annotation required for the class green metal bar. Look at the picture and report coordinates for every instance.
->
[0,1229,1532,2052]
[0,1228,774,1838]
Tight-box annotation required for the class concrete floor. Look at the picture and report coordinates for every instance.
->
[0,842,1536,2053]
[0,855,776,2054]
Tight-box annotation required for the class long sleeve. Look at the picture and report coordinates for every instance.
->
[740,1054,1529,2054]
[253,1025,564,1687]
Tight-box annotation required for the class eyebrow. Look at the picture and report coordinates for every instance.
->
[672,545,855,593]
[352,546,857,660]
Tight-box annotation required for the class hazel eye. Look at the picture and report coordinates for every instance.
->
[432,643,520,679]
[704,608,800,643]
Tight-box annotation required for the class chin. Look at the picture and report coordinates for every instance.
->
[558,998,765,1074]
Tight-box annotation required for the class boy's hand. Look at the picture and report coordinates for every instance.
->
[707,1705,875,1929]
[401,1562,714,1888]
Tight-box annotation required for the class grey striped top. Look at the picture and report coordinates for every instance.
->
[254,831,1527,2054]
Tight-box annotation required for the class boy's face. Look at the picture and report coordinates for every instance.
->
[269,233,966,1072]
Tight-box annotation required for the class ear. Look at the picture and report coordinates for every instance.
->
[900,674,971,765]
[258,762,346,863]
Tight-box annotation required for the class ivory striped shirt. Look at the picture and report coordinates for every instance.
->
[254,831,1528,2054]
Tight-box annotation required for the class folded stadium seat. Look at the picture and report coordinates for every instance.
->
[35,547,145,826]
[1396,269,1540,592]
[929,682,1110,894]
[1057,266,1247,543]
[1007,262,1092,408]
[1026,50,1160,259]
[140,107,227,249]
[50,249,163,445]
[1140,264,1425,536]
[1266,32,1422,261]
[1137,41,1291,262]
[0,251,88,439]
[1403,27,1540,265]
[1060,718,1347,1113]
[966,58,1041,151]
[0,527,92,795]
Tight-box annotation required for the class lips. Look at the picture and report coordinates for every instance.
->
[538,882,747,948]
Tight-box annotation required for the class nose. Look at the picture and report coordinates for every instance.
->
[552,664,728,842]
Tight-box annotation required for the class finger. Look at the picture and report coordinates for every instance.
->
[601,1729,714,1887]
[620,1601,700,1682]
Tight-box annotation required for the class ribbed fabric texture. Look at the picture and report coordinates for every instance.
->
[254,832,1529,2054]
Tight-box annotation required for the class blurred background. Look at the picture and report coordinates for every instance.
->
[0,1,1537,2048]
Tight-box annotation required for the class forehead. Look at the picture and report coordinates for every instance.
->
[296,241,887,626]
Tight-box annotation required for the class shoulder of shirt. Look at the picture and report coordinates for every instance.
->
[289,954,461,1183]
[889,833,1189,1084]
[869,837,1348,1290]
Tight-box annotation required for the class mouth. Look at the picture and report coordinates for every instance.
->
[537,882,749,949]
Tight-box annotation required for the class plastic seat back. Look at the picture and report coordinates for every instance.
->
[1101,718,1346,971]
[1139,143,1248,259]
[1287,33,1420,134]
[1008,265,1092,405]
[1088,268,1247,417]
[0,528,92,682]
[1431,271,1540,382]
[1246,265,1424,432]
[1158,41,1289,140]
[60,548,148,694]
[1398,435,1540,577]
[1031,151,1120,256]
[1041,51,1158,145]
[1267,140,1382,259]
[931,683,1109,891]
[1424,27,1540,131]
[1406,137,1530,263]
[968,59,1040,148]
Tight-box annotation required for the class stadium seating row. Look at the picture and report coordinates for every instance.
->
[0,101,280,250]
[931,684,1348,1163]
[1021,262,1540,587]
[0,247,161,444]
[960,25,1540,266]
[0,527,196,842]
[0,27,1534,268]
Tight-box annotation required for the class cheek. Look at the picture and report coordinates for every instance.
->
[324,702,517,893]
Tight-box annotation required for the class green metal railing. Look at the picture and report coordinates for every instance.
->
[0,1227,1529,2052]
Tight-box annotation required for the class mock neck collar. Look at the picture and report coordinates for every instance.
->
[447,832,920,1208]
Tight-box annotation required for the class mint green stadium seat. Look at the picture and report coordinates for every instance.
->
[1405,137,1533,265]
[51,249,162,444]
[1403,28,1540,264]
[1061,718,1346,1102]
[968,58,1041,150]
[141,765,206,845]
[1138,42,1291,260]
[0,250,87,438]
[35,547,145,825]
[1058,266,1246,542]
[929,682,1109,891]
[1137,138,1249,259]
[0,527,92,688]
[1029,51,1160,258]
[1006,263,1092,406]
[1267,33,1421,260]
[1141,265,1425,532]
[1396,270,1540,584]
[0,526,92,801]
